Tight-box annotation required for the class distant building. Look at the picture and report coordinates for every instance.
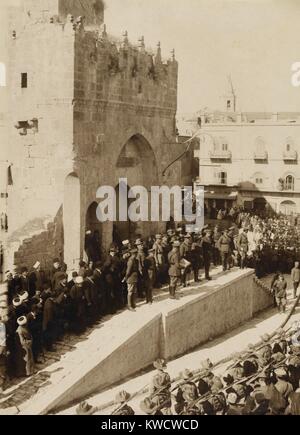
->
[179,87,300,217]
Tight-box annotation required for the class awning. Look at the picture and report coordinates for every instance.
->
[204,191,238,200]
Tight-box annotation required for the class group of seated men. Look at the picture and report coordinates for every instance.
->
[76,328,300,415]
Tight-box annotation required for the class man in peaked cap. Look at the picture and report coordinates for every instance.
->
[168,240,182,299]
[179,235,193,288]
[124,248,139,311]
[237,227,249,269]
[150,359,172,415]
[153,234,164,286]
[200,230,213,280]
[144,248,156,305]
[217,229,231,272]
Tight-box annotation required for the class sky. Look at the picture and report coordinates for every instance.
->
[1,0,300,113]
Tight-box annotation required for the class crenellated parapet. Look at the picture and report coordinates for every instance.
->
[68,18,178,111]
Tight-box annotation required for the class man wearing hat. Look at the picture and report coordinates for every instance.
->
[150,359,172,415]
[272,274,287,314]
[140,396,163,415]
[153,234,164,286]
[200,230,212,280]
[20,267,30,295]
[136,240,146,300]
[237,227,249,269]
[168,241,182,299]
[113,390,135,415]
[70,276,86,334]
[76,401,96,416]
[253,368,286,415]
[175,369,198,415]
[180,235,193,287]
[144,248,156,305]
[83,269,98,324]
[29,261,45,298]
[14,316,34,377]
[42,290,57,351]
[50,258,61,290]
[217,229,231,272]
[274,367,294,401]
[190,237,202,283]
[226,392,245,415]
[291,261,300,300]
[124,249,139,311]
[103,247,122,313]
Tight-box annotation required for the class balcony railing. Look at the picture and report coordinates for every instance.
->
[254,151,268,161]
[209,150,232,160]
[283,150,298,161]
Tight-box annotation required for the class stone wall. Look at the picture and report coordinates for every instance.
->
[20,269,274,414]
[6,4,182,271]
[162,270,273,360]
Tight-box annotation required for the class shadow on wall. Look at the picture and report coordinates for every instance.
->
[13,206,64,271]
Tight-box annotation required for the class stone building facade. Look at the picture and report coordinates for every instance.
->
[179,91,300,217]
[4,0,182,272]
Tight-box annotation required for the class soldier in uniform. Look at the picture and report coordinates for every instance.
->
[180,235,192,287]
[217,229,231,272]
[190,236,201,283]
[144,248,156,305]
[136,239,146,299]
[175,369,199,415]
[274,367,294,401]
[76,401,96,415]
[112,390,135,415]
[237,227,249,269]
[291,261,300,300]
[103,247,122,313]
[168,241,182,299]
[123,248,139,311]
[213,225,222,266]
[272,274,288,314]
[153,234,164,286]
[150,359,172,415]
[200,230,212,280]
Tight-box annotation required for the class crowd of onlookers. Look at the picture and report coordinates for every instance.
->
[1,209,300,391]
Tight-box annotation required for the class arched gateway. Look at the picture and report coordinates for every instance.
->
[113,134,159,242]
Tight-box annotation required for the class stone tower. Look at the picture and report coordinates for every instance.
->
[6,0,180,272]
[22,0,104,27]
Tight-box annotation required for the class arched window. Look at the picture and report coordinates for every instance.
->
[284,175,295,191]
[254,137,266,153]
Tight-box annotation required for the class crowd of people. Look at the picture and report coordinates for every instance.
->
[76,327,300,415]
[1,211,300,391]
